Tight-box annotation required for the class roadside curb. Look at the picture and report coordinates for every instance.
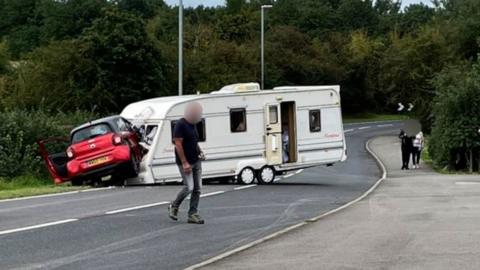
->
[184,137,388,270]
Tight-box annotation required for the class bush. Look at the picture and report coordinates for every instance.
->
[0,109,98,180]
[429,60,480,172]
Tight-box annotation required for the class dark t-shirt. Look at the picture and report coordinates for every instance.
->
[174,118,199,165]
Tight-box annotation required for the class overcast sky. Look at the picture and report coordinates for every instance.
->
[165,0,432,8]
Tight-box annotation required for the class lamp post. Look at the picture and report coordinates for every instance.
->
[261,5,272,90]
[178,0,184,96]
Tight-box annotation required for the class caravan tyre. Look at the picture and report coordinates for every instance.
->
[257,166,275,184]
[238,167,256,185]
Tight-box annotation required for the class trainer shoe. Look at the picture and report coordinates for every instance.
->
[168,204,179,221]
[188,213,205,224]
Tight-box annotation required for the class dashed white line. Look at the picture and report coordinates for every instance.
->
[105,201,169,215]
[234,185,257,190]
[283,173,294,178]
[456,181,480,185]
[344,129,354,133]
[377,124,394,128]
[296,169,304,174]
[358,126,371,130]
[0,219,78,236]
[200,191,225,198]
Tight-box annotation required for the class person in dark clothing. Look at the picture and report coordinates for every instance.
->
[399,130,413,170]
[168,102,205,224]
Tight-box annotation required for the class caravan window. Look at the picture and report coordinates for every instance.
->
[309,110,321,132]
[171,119,206,142]
[230,108,247,132]
[269,106,278,124]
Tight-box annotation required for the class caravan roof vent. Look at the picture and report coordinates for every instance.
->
[211,83,261,94]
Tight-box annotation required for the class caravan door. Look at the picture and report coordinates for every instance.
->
[264,103,283,165]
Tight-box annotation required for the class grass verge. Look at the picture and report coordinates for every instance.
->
[343,113,409,124]
[0,175,88,200]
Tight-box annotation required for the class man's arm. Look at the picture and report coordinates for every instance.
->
[174,138,192,174]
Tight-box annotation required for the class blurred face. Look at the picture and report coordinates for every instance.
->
[185,102,203,124]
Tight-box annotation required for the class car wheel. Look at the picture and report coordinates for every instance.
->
[127,151,140,178]
[238,167,256,185]
[71,178,84,186]
[257,166,275,185]
[110,175,126,186]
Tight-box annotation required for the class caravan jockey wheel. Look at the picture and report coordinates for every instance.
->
[257,166,275,184]
[238,167,256,185]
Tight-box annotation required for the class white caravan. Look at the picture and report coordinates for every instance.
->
[121,83,347,185]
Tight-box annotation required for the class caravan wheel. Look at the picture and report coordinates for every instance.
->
[257,166,275,185]
[238,167,256,185]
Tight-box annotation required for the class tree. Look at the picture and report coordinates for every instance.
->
[78,7,166,112]
[117,0,166,18]
[0,42,8,74]
[430,60,480,172]
[400,4,435,34]
[37,0,109,42]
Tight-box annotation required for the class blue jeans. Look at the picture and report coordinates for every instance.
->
[172,161,202,215]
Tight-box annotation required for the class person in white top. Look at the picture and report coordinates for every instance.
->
[412,131,424,169]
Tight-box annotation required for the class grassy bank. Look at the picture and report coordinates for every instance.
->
[343,113,409,124]
[0,175,88,200]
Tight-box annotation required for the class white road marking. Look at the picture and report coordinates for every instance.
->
[456,181,480,185]
[0,187,115,203]
[377,124,394,128]
[273,177,282,182]
[105,201,169,215]
[358,126,371,130]
[184,138,388,270]
[234,185,257,190]
[296,169,304,174]
[106,190,226,215]
[344,129,354,133]
[0,219,78,236]
[283,173,294,178]
[200,191,225,198]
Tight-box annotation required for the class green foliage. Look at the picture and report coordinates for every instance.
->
[79,7,166,112]
[1,7,167,113]
[0,110,98,179]
[0,41,8,74]
[429,60,480,172]
[37,0,108,41]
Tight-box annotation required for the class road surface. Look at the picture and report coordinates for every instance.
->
[0,121,403,270]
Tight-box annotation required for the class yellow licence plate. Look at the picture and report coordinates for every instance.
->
[87,157,109,167]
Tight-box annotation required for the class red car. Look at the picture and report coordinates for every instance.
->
[38,116,143,186]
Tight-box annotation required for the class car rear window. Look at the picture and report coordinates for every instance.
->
[71,124,113,144]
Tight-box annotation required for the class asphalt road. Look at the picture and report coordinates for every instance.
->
[0,121,404,270]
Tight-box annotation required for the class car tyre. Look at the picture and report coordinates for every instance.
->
[126,150,140,178]
[238,167,256,185]
[71,178,84,186]
[257,166,275,185]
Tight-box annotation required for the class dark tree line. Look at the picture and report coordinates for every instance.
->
[0,0,479,172]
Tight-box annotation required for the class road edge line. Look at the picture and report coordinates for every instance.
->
[184,137,388,270]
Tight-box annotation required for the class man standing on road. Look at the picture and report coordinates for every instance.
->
[399,130,411,170]
[168,102,205,224]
